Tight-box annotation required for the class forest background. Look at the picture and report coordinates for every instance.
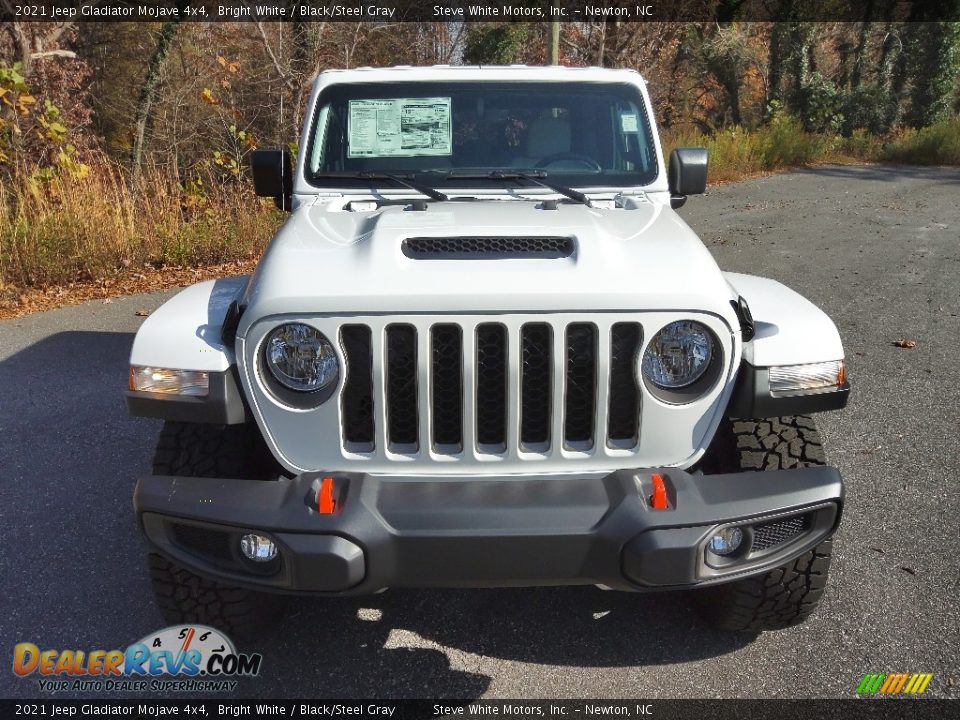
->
[1,13,959,313]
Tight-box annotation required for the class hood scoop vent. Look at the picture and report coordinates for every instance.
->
[402,236,574,260]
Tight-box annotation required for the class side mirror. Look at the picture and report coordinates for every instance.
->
[250,148,293,211]
[668,147,708,209]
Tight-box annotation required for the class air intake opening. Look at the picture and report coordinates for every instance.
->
[431,324,463,452]
[564,323,597,449]
[476,324,507,452]
[341,325,374,451]
[751,513,813,552]
[386,324,418,452]
[607,322,642,447]
[403,236,574,259]
[520,323,552,451]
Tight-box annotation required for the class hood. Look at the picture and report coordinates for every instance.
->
[239,197,737,335]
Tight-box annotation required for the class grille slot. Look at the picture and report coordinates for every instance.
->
[340,325,374,449]
[520,323,553,450]
[564,323,597,448]
[403,236,574,259]
[751,514,812,552]
[431,324,463,451]
[475,324,507,449]
[386,324,419,451]
[607,322,642,445]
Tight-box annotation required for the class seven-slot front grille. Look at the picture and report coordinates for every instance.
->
[339,320,643,457]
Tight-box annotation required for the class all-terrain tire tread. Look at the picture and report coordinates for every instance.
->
[696,415,834,632]
[147,422,283,637]
[148,553,273,638]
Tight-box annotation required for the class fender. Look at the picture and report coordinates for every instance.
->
[724,272,849,417]
[125,276,251,424]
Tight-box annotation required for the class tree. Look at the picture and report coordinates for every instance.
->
[463,23,529,65]
[131,20,179,187]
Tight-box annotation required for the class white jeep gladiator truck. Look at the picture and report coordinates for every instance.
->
[126,66,849,634]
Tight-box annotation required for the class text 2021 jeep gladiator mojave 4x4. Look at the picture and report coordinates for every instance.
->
[126,66,850,635]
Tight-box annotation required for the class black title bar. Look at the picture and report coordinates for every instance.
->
[3,0,960,23]
[0,699,954,719]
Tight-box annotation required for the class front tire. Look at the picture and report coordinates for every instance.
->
[695,415,834,632]
[146,422,284,637]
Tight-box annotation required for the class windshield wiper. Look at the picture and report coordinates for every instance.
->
[320,171,448,202]
[446,169,592,207]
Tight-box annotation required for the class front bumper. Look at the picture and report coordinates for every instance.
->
[134,466,843,594]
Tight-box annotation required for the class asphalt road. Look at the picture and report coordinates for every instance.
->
[1,165,958,701]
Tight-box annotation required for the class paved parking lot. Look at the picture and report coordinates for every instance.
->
[1,165,958,699]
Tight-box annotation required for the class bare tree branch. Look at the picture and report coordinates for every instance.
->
[255,21,297,91]
[30,49,77,61]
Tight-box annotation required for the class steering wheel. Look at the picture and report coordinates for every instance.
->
[535,153,602,173]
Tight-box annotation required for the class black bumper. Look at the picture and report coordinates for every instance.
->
[134,467,843,594]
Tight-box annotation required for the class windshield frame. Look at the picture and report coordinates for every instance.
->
[302,79,660,192]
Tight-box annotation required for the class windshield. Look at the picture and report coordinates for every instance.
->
[305,81,659,189]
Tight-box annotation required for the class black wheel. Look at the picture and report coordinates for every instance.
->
[147,421,285,637]
[695,415,834,632]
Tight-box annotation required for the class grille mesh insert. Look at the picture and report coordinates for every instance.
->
[751,514,812,552]
[431,325,463,448]
[386,325,418,448]
[520,323,552,448]
[341,325,374,447]
[402,236,574,259]
[475,324,507,447]
[607,323,642,443]
[564,323,597,445]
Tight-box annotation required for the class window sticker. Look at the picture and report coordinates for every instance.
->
[348,97,452,158]
[620,112,639,133]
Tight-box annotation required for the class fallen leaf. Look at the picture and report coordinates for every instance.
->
[103,298,113,304]
[900,566,917,576]
[892,339,917,348]
[135,309,150,317]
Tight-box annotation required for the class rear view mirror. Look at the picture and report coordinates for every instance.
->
[668,147,708,209]
[250,149,293,211]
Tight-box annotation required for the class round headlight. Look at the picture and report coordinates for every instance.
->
[265,323,338,392]
[641,320,714,389]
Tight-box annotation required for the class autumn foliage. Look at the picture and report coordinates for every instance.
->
[0,19,958,311]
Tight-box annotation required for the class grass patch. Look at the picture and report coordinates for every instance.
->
[880,117,960,165]
[663,114,960,182]
[662,116,874,183]
[0,162,282,292]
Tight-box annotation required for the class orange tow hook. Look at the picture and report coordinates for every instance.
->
[318,476,337,515]
[650,473,669,510]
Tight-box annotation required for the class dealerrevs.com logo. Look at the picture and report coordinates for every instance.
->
[856,672,934,695]
[13,625,263,693]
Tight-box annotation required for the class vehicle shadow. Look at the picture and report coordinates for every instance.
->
[260,586,753,685]
[0,330,753,701]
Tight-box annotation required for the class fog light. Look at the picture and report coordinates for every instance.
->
[240,534,278,562]
[708,527,744,556]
